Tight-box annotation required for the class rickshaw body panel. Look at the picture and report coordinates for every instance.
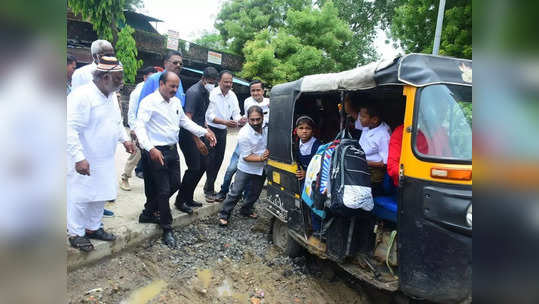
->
[397,86,472,302]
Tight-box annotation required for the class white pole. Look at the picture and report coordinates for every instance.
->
[432,0,446,55]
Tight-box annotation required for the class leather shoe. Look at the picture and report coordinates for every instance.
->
[139,213,160,224]
[86,228,116,241]
[162,230,176,248]
[175,203,193,215]
[213,192,226,202]
[186,200,203,208]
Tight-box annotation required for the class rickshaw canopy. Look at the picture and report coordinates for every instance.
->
[268,53,472,164]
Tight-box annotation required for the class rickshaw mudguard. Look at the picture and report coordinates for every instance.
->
[398,178,472,303]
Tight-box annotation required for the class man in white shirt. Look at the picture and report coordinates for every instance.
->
[213,80,269,202]
[71,40,114,91]
[218,106,268,227]
[134,71,216,248]
[203,70,246,201]
[119,66,157,191]
[67,57,135,252]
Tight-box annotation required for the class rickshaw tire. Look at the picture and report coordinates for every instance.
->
[271,218,304,258]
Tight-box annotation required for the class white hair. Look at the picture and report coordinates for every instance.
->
[90,40,113,56]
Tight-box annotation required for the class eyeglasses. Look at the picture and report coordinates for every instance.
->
[168,60,183,66]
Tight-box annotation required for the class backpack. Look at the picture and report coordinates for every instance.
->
[329,138,374,213]
[301,142,337,219]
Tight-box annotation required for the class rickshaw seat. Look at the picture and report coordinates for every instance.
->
[373,195,398,222]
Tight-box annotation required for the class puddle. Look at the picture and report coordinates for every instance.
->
[197,268,212,289]
[216,279,249,302]
[121,280,166,304]
[216,278,232,297]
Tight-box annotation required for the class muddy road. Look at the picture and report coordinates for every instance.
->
[68,205,389,304]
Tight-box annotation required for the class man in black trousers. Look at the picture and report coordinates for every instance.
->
[175,67,219,213]
[135,71,216,248]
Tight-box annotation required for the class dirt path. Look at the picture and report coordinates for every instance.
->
[67,205,374,304]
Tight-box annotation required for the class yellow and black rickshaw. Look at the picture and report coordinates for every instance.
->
[264,54,472,303]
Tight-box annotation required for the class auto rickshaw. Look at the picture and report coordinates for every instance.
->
[264,54,472,303]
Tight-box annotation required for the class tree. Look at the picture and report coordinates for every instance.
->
[388,0,471,58]
[68,0,144,84]
[240,2,353,86]
[317,0,381,64]
[115,25,143,84]
[214,0,310,54]
[68,0,126,43]
[194,31,229,52]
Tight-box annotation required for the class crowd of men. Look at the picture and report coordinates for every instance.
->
[66,39,270,251]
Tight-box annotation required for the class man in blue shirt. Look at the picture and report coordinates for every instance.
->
[135,50,185,116]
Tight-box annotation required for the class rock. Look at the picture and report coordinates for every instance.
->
[84,288,103,295]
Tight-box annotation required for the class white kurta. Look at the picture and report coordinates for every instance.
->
[67,82,128,204]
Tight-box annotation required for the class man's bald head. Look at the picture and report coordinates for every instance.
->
[159,71,180,101]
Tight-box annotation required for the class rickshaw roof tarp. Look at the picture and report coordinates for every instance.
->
[296,53,472,93]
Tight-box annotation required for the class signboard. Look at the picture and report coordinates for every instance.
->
[207,51,222,65]
[166,29,179,50]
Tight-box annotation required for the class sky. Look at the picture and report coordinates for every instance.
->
[139,0,401,60]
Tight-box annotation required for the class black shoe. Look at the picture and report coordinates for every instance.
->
[139,213,160,224]
[162,230,176,248]
[175,203,193,215]
[186,200,203,208]
[213,192,226,202]
[204,191,216,202]
[86,228,116,241]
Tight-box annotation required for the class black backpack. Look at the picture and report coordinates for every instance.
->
[328,137,374,215]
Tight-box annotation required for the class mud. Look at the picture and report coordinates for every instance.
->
[67,205,375,304]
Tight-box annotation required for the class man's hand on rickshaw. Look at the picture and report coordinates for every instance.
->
[262,149,270,161]
[296,168,305,180]
[205,128,217,147]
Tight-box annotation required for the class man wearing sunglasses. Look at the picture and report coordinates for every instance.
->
[134,50,186,116]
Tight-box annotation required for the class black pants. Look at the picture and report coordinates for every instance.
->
[141,145,180,230]
[177,129,207,204]
[219,170,265,220]
[203,126,227,194]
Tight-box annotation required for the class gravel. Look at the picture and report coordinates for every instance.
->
[67,202,372,304]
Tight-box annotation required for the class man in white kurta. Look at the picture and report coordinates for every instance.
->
[67,57,134,251]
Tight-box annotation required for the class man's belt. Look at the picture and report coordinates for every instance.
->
[155,144,177,151]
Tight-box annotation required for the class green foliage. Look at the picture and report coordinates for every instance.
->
[115,25,143,84]
[317,0,381,64]
[215,0,310,55]
[194,31,229,52]
[389,0,471,59]
[68,0,126,42]
[240,2,353,87]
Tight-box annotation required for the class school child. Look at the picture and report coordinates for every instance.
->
[294,116,323,232]
[295,116,322,181]
[356,103,391,195]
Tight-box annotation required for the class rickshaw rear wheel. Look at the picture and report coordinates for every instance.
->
[272,218,304,258]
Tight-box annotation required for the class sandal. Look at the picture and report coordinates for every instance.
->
[86,228,117,241]
[69,236,94,252]
[218,218,228,227]
[240,212,258,219]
